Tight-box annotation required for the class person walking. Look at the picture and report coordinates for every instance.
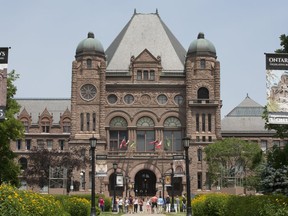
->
[165,195,171,212]
[98,196,105,212]
[182,195,187,212]
[157,195,164,213]
[118,197,123,213]
[175,195,180,213]
[139,197,144,213]
[133,196,139,213]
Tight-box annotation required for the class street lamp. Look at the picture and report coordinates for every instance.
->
[170,162,175,212]
[112,162,118,212]
[183,137,192,216]
[89,136,97,216]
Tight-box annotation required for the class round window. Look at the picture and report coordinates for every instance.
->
[80,84,97,101]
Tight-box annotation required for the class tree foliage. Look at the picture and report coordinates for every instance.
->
[0,70,23,186]
[204,138,263,190]
[260,145,288,195]
[23,148,87,191]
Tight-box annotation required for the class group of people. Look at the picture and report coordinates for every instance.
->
[109,194,187,214]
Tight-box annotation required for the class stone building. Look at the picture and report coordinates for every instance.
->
[12,11,281,197]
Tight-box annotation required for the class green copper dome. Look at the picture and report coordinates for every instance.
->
[187,32,216,57]
[76,32,104,56]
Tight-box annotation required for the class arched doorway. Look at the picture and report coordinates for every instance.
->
[134,169,156,197]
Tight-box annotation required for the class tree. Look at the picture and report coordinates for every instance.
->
[275,34,288,53]
[23,148,87,192]
[0,70,24,186]
[204,138,263,192]
[259,144,288,195]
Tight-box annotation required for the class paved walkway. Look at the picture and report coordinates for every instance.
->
[121,214,166,216]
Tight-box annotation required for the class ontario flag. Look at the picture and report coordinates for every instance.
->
[120,137,129,149]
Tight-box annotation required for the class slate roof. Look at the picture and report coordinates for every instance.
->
[221,94,268,133]
[16,98,71,124]
[105,12,186,72]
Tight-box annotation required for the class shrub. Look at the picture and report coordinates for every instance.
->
[64,196,90,216]
[0,184,67,216]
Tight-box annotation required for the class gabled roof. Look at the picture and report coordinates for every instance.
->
[221,94,267,133]
[105,12,186,72]
[16,98,71,124]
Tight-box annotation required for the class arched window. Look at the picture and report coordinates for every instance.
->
[136,117,155,152]
[197,87,209,99]
[19,157,28,170]
[87,59,92,68]
[163,117,182,151]
[109,117,128,151]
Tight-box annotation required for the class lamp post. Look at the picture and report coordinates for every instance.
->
[112,162,118,212]
[183,137,192,216]
[89,136,97,216]
[160,176,165,199]
[170,162,175,212]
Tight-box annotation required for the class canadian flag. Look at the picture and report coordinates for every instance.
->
[155,140,162,149]
[149,140,159,145]
[120,138,129,148]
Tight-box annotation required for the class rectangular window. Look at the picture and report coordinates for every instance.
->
[92,113,96,131]
[208,114,212,132]
[197,172,202,189]
[59,140,65,151]
[208,136,212,142]
[196,136,200,142]
[42,123,50,133]
[16,140,22,150]
[205,172,211,190]
[149,70,155,80]
[47,140,53,150]
[86,113,90,131]
[200,59,206,69]
[202,114,206,131]
[273,140,280,147]
[37,139,44,150]
[196,114,199,132]
[202,136,206,142]
[143,70,149,80]
[80,113,84,131]
[26,139,31,150]
[136,130,155,152]
[23,121,29,133]
[137,70,142,80]
[63,122,71,133]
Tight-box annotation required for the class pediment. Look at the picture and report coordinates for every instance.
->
[133,49,159,63]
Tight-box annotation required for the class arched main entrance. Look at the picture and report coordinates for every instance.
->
[134,169,157,197]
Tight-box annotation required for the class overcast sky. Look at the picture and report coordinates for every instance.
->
[2,0,288,117]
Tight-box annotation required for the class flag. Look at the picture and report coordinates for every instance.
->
[120,138,128,148]
[149,140,159,145]
[129,141,135,147]
[155,140,162,149]
[165,137,171,149]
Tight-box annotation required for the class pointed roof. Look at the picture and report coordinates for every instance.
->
[221,94,268,133]
[225,94,264,117]
[105,12,186,72]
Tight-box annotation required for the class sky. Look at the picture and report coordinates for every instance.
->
[1,0,288,117]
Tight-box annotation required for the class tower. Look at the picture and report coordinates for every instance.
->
[184,32,221,190]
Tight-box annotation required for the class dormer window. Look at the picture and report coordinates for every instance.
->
[137,70,155,80]
[41,118,50,133]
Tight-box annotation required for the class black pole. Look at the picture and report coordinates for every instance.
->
[112,164,118,212]
[185,145,192,216]
[90,145,96,216]
[170,162,175,212]
[162,176,165,199]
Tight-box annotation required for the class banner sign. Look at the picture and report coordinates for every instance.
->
[0,47,9,64]
[116,174,123,187]
[96,161,107,177]
[266,53,288,124]
[266,53,288,70]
